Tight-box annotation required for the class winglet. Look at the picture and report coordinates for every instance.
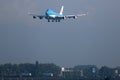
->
[60,5,64,15]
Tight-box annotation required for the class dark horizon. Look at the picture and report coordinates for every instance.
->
[0,61,119,68]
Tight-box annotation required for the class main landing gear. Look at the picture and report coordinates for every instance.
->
[47,19,60,22]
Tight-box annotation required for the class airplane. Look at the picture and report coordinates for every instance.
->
[29,6,87,22]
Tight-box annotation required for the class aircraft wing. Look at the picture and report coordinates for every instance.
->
[65,13,87,19]
[28,13,46,19]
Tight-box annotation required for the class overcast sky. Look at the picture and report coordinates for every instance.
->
[0,0,120,68]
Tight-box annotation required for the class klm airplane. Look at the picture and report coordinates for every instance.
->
[29,6,87,22]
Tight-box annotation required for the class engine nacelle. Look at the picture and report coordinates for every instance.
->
[62,16,66,19]
[39,17,43,19]
[33,16,36,19]
[63,16,66,19]
[73,16,77,19]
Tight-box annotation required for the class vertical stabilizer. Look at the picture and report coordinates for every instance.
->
[60,5,64,15]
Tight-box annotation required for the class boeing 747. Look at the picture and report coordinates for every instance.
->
[29,6,87,22]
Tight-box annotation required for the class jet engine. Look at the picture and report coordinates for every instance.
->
[39,17,43,19]
[33,16,36,19]
[73,16,77,19]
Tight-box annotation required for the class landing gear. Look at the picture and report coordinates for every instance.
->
[52,19,54,22]
[48,19,50,22]
[55,19,60,22]
[58,19,60,22]
[47,19,60,22]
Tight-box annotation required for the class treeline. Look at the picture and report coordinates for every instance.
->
[73,65,120,80]
[0,61,120,80]
[0,61,60,78]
